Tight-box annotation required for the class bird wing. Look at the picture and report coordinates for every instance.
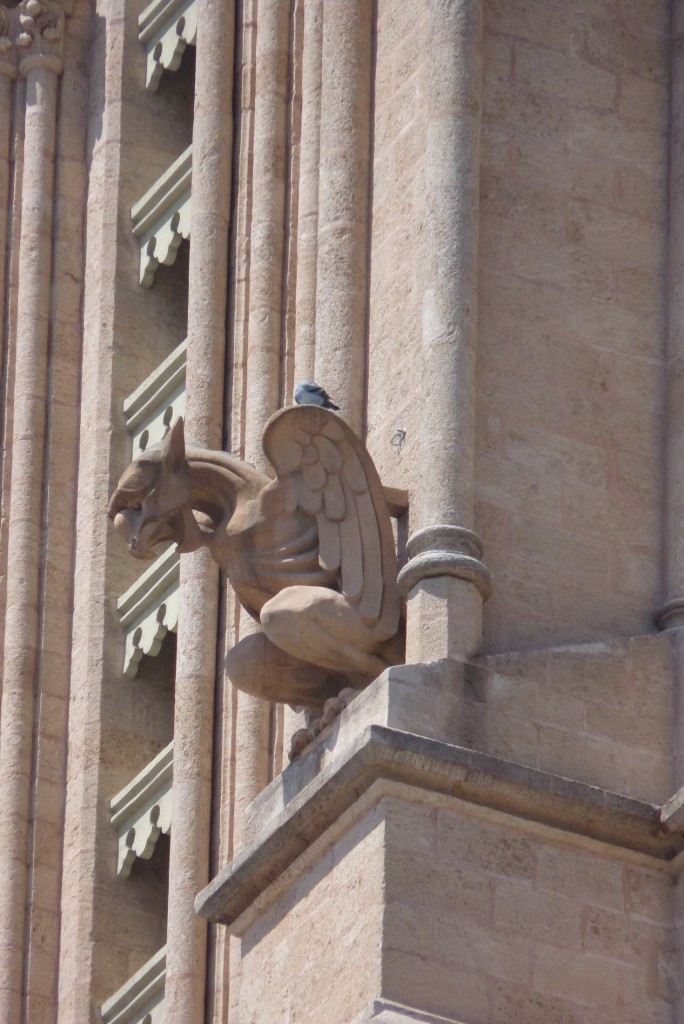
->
[262,405,400,637]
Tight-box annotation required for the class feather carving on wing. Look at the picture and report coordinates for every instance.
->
[262,406,400,638]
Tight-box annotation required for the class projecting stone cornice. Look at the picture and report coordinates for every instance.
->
[101,945,166,1024]
[110,742,173,879]
[123,340,187,456]
[131,145,192,287]
[196,666,684,930]
[138,0,197,91]
[117,545,179,678]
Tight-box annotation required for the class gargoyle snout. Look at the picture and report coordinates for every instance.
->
[111,508,155,560]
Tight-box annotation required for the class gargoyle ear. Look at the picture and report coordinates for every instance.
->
[162,417,186,472]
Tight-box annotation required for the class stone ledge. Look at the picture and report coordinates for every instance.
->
[100,945,166,1024]
[196,720,679,928]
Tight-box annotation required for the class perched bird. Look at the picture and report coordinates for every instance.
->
[293,380,339,410]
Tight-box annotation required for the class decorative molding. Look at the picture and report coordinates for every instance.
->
[117,545,179,678]
[101,945,166,1024]
[196,718,681,929]
[110,742,173,879]
[138,0,197,91]
[16,0,70,74]
[0,0,74,76]
[654,595,684,631]
[397,525,493,601]
[123,340,187,455]
[131,145,192,288]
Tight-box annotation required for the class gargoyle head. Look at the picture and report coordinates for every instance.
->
[107,418,204,559]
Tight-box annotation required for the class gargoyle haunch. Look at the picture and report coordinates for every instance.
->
[108,406,402,710]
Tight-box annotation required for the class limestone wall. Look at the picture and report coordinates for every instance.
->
[235,805,385,1024]
[382,792,674,1024]
[367,0,671,653]
[475,0,669,650]
[0,1,680,1022]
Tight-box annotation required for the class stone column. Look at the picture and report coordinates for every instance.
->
[292,0,321,385]
[164,2,234,1023]
[397,0,491,663]
[314,0,372,436]
[0,4,64,1020]
[244,0,289,453]
[0,14,15,371]
[658,0,684,787]
[22,3,89,1020]
[0,13,17,665]
[232,0,290,846]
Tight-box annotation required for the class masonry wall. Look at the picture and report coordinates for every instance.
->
[368,0,670,655]
[233,803,386,1024]
[226,789,675,1024]
[366,1,426,488]
[476,0,670,652]
[59,0,192,1016]
[383,792,674,1024]
[0,0,680,1021]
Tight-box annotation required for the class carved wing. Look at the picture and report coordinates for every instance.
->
[262,406,400,638]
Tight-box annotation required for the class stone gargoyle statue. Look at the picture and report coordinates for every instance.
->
[108,406,402,755]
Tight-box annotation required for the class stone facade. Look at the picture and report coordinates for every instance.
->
[0,0,682,1022]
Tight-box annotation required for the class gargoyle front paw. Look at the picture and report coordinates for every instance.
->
[287,688,361,762]
[288,729,311,761]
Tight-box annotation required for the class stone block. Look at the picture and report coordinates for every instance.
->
[515,41,618,110]
[532,944,620,1006]
[494,877,583,948]
[381,951,489,1023]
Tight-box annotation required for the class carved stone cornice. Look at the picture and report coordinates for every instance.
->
[117,545,179,678]
[131,145,192,287]
[123,340,187,456]
[397,525,493,601]
[16,0,70,76]
[110,742,173,879]
[101,945,166,1024]
[138,0,197,91]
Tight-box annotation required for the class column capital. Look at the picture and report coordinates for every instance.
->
[397,524,493,601]
[17,0,69,76]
